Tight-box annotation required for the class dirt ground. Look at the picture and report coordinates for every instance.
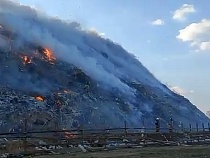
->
[34,145,210,158]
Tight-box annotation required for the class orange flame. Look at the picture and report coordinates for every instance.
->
[35,96,44,101]
[64,131,76,139]
[43,48,56,62]
[22,56,32,64]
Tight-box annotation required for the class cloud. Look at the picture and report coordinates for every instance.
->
[177,19,210,51]
[173,4,195,20]
[169,86,194,95]
[152,19,164,25]
[200,41,210,50]
[170,86,187,95]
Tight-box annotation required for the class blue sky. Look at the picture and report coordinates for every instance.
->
[15,0,210,113]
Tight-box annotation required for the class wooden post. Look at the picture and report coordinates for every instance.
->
[23,118,27,153]
[155,118,160,133]
[142,117,145,127]
[208,122,210,131]
[189,124,192,132]
[202,123,205,131]
[103,120,106,148]
[141,119,146,134]
[124,120,127,137]
[168,118,173,133]
[103,129,106,148]
[80,126,84,145]
[182,123,184,132]
[196,123,198,132]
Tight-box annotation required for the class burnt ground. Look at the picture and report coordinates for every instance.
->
[33,145,210,158]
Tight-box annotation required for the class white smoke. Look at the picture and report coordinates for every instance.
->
[0,0,166,97]
[0,36,9,50]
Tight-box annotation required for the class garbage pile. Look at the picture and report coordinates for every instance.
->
[0,85,82,132]
[0,25,209,130]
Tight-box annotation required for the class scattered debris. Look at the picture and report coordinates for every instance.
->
[78,144,87,152]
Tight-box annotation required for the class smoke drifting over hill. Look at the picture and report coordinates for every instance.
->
[0,0,209,128]
[0,0,166,97]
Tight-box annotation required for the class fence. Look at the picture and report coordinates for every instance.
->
[0,121,210,157]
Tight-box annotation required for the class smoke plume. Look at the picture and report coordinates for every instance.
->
[0,0,165,97]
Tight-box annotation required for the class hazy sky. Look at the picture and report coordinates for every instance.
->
[14,0,210,113]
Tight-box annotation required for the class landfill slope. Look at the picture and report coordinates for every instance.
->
[0,46,209,131]
[0,1,209,132]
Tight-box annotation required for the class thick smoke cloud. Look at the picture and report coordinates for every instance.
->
[0,36,9,50]
[0,0,166,97]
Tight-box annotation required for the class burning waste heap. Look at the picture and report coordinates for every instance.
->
[0,0,209,133]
